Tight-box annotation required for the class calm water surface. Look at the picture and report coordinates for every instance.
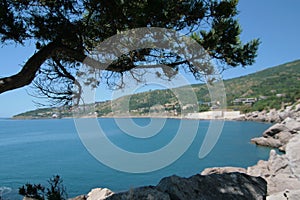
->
[0,118,272,199]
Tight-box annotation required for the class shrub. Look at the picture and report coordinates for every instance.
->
[19,175,67,200]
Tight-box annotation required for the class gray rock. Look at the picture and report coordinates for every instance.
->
[242,103,300,123]
[278,111,292,121]
[262,123,289,137]
[201,167,247,175]
[267,109,281,123]
[282,117,300,132]
[277,131,293,144]
[278,144,287,152]
[251,119,298,150]
[157,173,267,200]
[234,115,246,121]
[247,146,300,195]
[251,137,282,148]
[295,104,300,112]
[108,173,267,200]
[286,134,300,180]
[267,189,300,200]
[87,188,113,200]
[70,195,87,200]
[107,186,170,200]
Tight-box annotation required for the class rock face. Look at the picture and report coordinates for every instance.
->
[251,116,300,151]
[247,148,300,195]
[200,104,300,198]
[107,173,267,200]
[70,188,114,200]
[202,134,300,198]
[236,103,300,151]
[239,103,300,123]
[107,186,171,200]
[87,188,114,200]
[201,167,247,175]
[267,189,300,200]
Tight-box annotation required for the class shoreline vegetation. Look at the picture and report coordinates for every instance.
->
[12,59,300,121]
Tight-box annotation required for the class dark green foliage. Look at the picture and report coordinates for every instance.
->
[46,175,67,200]
[129,89,176,111]
[225,60,300,111]
[96,106,112,117]
[0,0,259,105]
[19,175,67,200]
[19,184,45,200]
[198,104,210,112]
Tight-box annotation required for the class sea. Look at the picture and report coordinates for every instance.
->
[0,118,273,199]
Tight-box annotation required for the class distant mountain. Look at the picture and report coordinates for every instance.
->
[13,60,300,119]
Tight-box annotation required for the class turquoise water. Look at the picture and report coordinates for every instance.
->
[0,118,272,199]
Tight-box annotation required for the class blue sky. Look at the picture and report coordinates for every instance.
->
[1,0,300,117]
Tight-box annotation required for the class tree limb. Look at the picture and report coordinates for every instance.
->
[0,41,86,94]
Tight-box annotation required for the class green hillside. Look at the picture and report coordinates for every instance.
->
[223,60,300,111]
[14,60,300,119]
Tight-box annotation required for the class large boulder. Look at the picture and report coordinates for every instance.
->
[86,188,114,200]
[286,134,300,180]
[251,137,282,148]
[70,195,87,200]
[107,173,267,200]
[251,116,300,151]
[247,139,300,195]
[201,167,247,175]
[262,123,289,137]
[282,117,300,132]
[157,173,266,200]
[107,186,170,200]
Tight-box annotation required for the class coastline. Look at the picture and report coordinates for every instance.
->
[12,110,244,121]
[11,102,300,199]
[69,102,300,199]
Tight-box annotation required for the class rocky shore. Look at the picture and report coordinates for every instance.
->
[251,116,300,152]
[70,103,300,200]
[201,103,300,199]
[202,134,300,199]
[72,173,267,200]
[246,103,300,152]
[236,103,300,123]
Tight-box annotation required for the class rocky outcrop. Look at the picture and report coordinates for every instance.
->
[71,195,87,200]
[201,167,247,175]
[267,189,300,200]
[107,186,171,200]
[238,103,300,123]
[239,110,281,123]
[70,188,114,200]
[87,188,114,200]
[251,117,300,151]
[201,103,300,198]
[247,148,300,195]
[247,103,300,151]
[202,134,300,198]
[107,173,267,200]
